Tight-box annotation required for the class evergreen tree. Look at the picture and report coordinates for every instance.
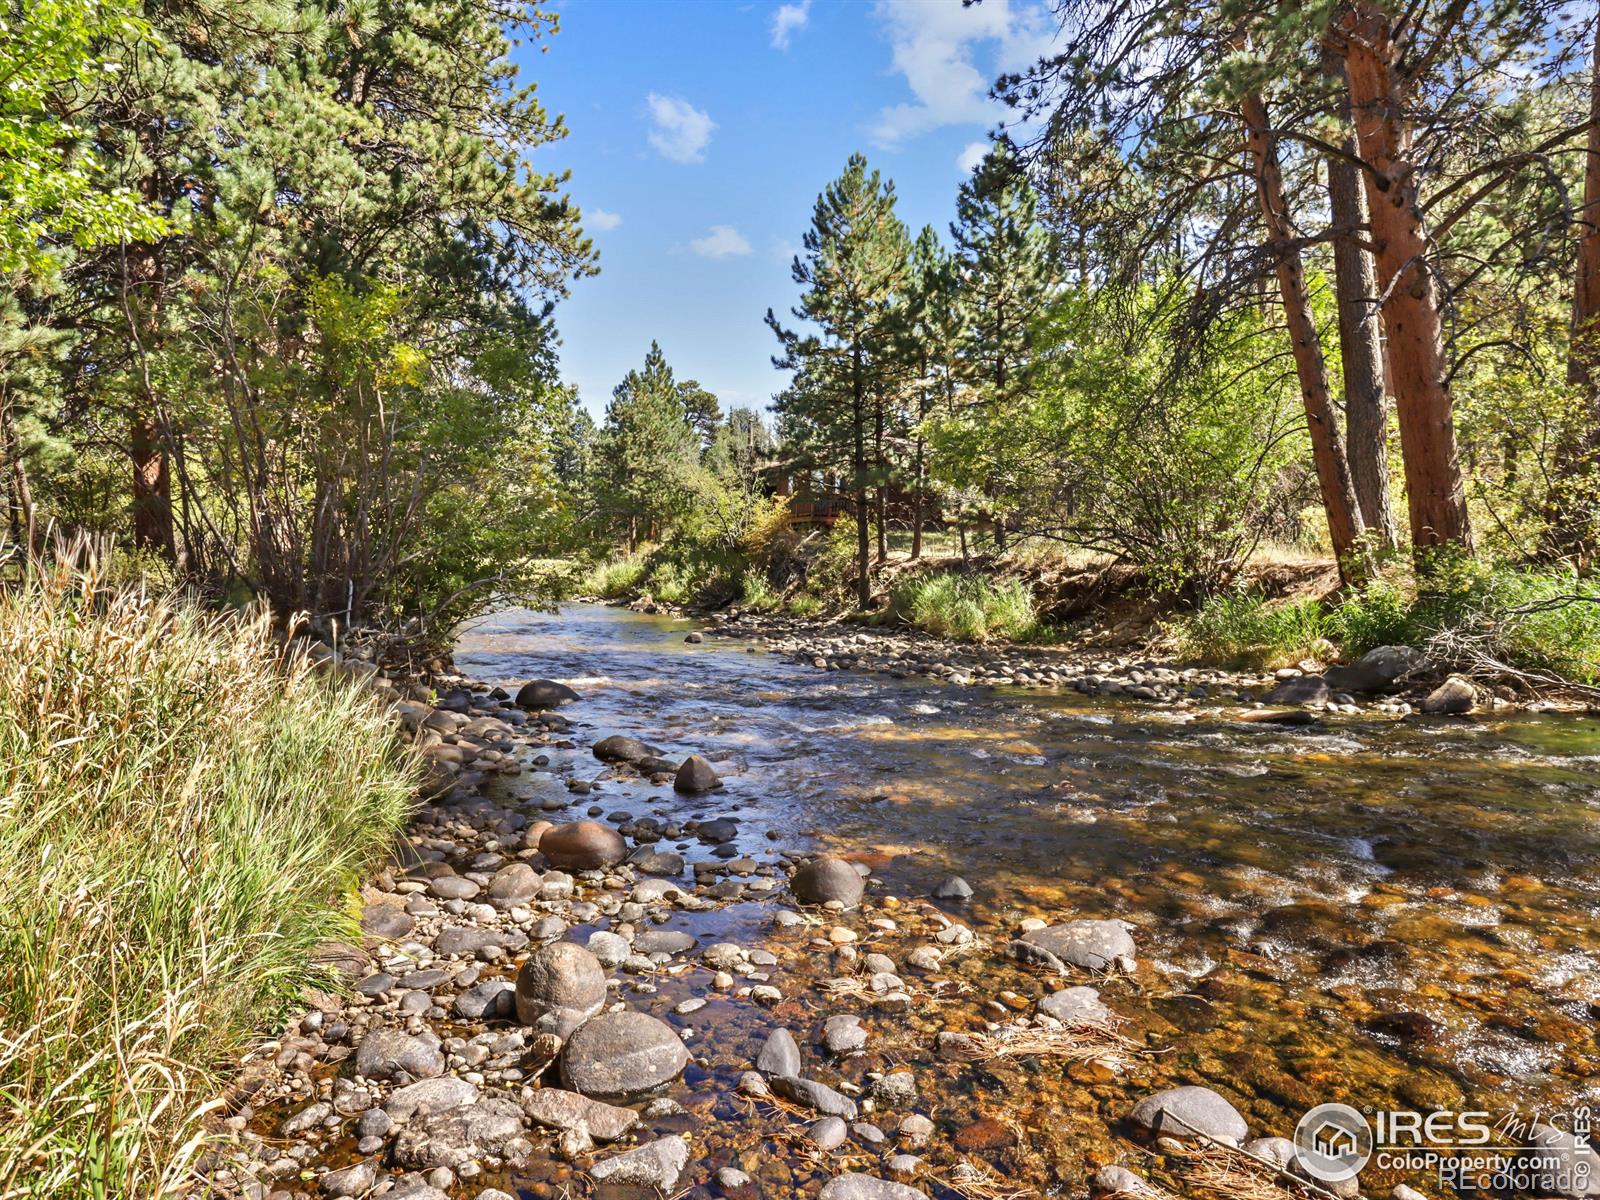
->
[769,153,910,608]
[596,341,703,547]
[901,224,958,558]
[948,141,1055,550]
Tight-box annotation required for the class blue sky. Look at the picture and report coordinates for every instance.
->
[516,0,1056,417]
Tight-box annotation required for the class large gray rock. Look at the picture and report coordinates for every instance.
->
[769,1074,858,1119]
[1039,985,1114,1027]
[819,1174,925,1200]
[519,1088,639,1142]
[1422,675,1476,715]
[385,1076,479,1120]
[515,941,607,1036]
[792,856,865,908]
[1323,645,1421,694]
[1264,675,1330,706]
[516,679,580,710]
[674,754,722,793]
[587,1135,690,1190]
[593,734,657,764]
[755,1027,802,1077]
[1129,1085,1248,1144]
[390,1096,525,1169]
[560,1011,689,1101]
[320,1159,378,1197]
[353,1029,444,1082]
[1015,919,1137,973]
[487,863,542,903]
[540,821,627,870]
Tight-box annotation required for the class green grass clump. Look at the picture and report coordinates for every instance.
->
[587,553,649,598]
[738,572,780,611]
[787,592,823,618]
[1177,591,1330,668]
[892,572,1037,642]
[0,559,417,1197]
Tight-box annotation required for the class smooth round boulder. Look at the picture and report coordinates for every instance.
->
[487,862,542,903]
[932,875,973,900]
[1422,675,1476,714]
[791,856,865,909]
[540,821,627,870]
[1129,1085,1248,1144]
[515,941,608,1036]
[516,679,580,710]
[560,1011,690,1102]
[674,754,722,793]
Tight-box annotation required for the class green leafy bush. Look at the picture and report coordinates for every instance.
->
[0,561,417,1196]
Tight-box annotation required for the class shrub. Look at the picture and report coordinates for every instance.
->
[892,572,1037,642]
[587,553,648,598]
[0,560,417,1197]
[1177,591,1329,667]
[787,592,823,618]
[739,572,781,611]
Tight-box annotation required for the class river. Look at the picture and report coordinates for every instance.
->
[451,602,1600,1195]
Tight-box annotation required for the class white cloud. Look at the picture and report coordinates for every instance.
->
[957,141,990,174]
[869,0,1055,148]
[646,93,716,163]
[771,0,810,49]
[691,225,753,258]
[588,208,622,231]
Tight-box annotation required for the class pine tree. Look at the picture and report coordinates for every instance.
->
[948,142,1054,551]
[901,225,958,559]
[597,342,703,547]
[769,153,909,608]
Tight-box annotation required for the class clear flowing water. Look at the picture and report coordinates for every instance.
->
[454,603,1600,1194]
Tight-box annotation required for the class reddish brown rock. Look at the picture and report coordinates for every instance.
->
[540,821,626,870]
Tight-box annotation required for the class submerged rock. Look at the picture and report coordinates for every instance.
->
[1039,985,1114,1026]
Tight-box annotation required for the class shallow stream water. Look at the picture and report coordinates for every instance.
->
[448,603,1600,1195]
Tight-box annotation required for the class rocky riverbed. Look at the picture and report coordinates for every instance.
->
[202,604,1600,1200]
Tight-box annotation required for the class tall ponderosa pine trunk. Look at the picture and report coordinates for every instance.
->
[852,345,870,609]
[1325,79,1398,550]
[1241,89,1370,581]
[1555,14,1600,562]
[126,240,175,560]
[1337,1,1472,554]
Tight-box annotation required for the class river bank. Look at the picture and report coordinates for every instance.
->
[199,603,1600,1200]
[620,599,1593,718]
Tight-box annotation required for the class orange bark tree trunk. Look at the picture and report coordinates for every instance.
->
[1337,1,1472,554]
[1241,89,1370,581]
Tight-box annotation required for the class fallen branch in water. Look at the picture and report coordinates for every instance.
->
[939,1158,1043,1200]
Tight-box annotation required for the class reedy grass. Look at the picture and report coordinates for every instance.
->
[0,557,417,1198]
[890,571,1038,642]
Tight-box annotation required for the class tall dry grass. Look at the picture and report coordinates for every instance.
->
[0,555,417,1198]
